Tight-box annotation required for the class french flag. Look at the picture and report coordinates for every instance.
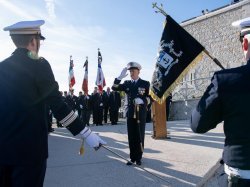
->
[82,57,88,94]
[68,55,75,89]
[95,49,106,93]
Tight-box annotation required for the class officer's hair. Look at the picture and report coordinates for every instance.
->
[11,34,36,48]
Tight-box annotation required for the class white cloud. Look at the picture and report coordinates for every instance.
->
[44,0,56,19]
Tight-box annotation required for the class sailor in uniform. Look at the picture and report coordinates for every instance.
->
[112,62,150,166]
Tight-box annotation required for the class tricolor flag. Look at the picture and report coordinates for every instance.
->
[68,55,75,89]
[82,57,88,94]
[95,49,106,92]
[150,15,204,104]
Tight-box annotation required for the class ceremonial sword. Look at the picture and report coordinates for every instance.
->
[100,144,171,185]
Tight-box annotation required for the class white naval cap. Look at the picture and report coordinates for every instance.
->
[232,17,250,37]
[3,20,45,40]
[127,62,142,70]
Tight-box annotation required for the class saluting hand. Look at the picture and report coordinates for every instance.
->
[117,67,128,80]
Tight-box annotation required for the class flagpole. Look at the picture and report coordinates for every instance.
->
[203,50,225,70]
[69,55,72,91]
[152,2,225,70]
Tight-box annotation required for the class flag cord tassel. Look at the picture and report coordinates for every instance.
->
[101,144,171,185]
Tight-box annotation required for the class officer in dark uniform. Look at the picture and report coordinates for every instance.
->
[65,89,78,111]
[112,62,150,166]
[191,17,250,187]
[79,91,92,126]
[0,20,106,187]
[96,90,105,126]
[77,91,83,119]
[103,87,111,124]
[109,91,121,125]
[91,87,98,125]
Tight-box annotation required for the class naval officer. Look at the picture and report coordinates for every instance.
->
[0,20,106,186]
[112,62,150,166]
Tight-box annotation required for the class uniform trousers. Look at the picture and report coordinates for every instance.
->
[0,160,46,187]
[110,108,119,124]
[81,110,91,126]
[127,118,145,162]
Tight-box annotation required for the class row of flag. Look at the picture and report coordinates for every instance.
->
[68,49,106,94]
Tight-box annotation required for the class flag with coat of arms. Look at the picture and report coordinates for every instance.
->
[150,15,204,104]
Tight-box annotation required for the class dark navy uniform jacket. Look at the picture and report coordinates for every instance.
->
[191,60,250,170]
[78,95,92,111]
[0,48,85,165]
[109,91,121,111]
[65,95,78,111]
[112,78,150,118]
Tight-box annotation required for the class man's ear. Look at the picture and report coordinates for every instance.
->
[243,37,248,51]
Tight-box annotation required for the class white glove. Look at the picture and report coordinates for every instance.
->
[117,67,128,80]
[80,127,107,149]
[80,105,83,109]
[86,96,89,99]
[134,98,144,105]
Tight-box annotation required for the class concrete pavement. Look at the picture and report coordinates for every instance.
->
[44,120,224,187]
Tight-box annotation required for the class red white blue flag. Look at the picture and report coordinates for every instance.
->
[95,49,106,92]
[82,57,88,94]
[69,55,75,89]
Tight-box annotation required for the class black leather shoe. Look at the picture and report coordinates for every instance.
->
[136,160,141,166]
[126,160,135,165]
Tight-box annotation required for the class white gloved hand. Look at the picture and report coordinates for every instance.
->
[134,98,144,105]
[80,127,107,149]
[117,67,128,80]
[86,96,89,99]
[80,105,83,109]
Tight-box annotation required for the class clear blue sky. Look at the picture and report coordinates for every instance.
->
[0,0,232,94]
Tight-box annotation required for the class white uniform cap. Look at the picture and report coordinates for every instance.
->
[3,20,45,40]
[127,62,142,70]
[232,17,250,37]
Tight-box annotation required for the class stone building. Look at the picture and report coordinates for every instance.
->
[170,0,250,120]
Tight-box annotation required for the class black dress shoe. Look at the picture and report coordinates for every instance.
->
[136,160,141,166]
[126,160,135,165]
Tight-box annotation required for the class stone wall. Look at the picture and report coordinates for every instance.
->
[170,0,250,120]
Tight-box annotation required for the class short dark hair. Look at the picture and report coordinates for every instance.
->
[11,34,36,47]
